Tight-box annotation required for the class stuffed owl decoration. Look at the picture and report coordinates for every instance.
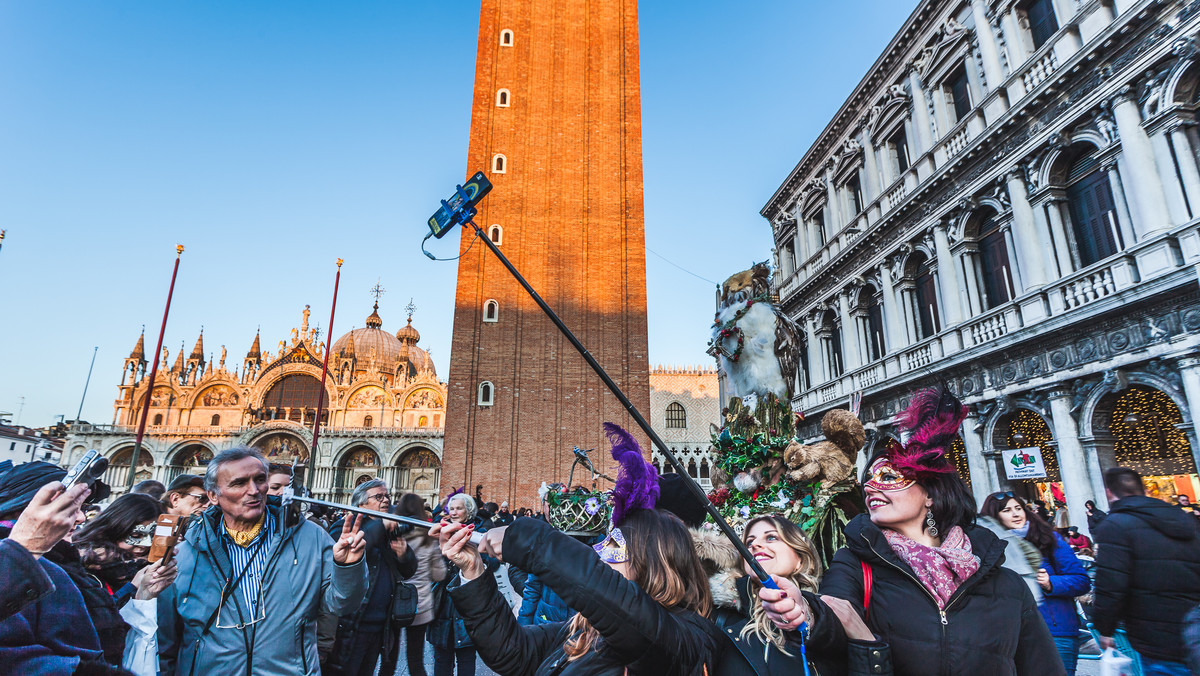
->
[708,262,802,400]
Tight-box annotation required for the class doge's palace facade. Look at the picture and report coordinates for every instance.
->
[65,302,446,505]
[764,0,1200,534]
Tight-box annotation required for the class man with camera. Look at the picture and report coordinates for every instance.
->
[322,479,418,676]
[157,447,368,676]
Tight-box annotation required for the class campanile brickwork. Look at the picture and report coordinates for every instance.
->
[441,0,651,507]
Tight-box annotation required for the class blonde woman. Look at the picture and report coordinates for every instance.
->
[714,515,889,676]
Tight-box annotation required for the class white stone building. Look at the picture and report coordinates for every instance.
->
[648,365,721,490]
[763,0,1200,534]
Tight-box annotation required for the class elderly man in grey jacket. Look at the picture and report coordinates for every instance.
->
[158,447,367,676]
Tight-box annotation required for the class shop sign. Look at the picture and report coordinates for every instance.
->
[1002,447,1047,480]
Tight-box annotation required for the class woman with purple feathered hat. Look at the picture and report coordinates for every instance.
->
[758,387,1064,676]
[429,423,723,675]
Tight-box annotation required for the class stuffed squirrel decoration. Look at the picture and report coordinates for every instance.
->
[783,409,865,485]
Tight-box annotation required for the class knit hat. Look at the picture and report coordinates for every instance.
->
[0,462,66,519]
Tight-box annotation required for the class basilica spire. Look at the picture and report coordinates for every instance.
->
[172,342,185,373]
[189,329,205,360]
[129,329,146,361]
[246,330,261,359]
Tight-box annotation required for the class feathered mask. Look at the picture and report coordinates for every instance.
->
[593,423,659,564]
[867,387,967,492]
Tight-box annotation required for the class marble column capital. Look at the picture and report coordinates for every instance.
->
[1110,84,1138,108]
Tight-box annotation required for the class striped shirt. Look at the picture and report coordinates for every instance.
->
[221,510,275,616]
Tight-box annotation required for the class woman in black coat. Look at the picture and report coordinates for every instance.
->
[433,507,721,676]
[759,388,1063,676]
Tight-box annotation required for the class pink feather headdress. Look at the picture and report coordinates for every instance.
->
[884,387,968,478]
[604,422,660,526]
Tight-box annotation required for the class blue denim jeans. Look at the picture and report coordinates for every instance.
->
[1052,635,1079,676]
[1141,657,1191,676]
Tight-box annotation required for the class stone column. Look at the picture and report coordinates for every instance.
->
[909,68,935,155]
[1047,388,1098,535]
[805,314,825,385]
[959,250,984,315]
[961,411,995,507]
[825,171,842,233]
[1104,160,1137,248]
[807,216,823,256]
[1030,197,1063,279]
[839,289,862,372]
[1149,129,1191,224]
[879,262,906,350]
[1043,198,1075,277]
[1006,169,1047,289]
[1170,124,1200,216]
[970,0,1005,97]
[932,223,965,325]
[1110,90,1173,235]
[861,126,882,203]
[1175,356,1200,476]
[1003,226,1025,293]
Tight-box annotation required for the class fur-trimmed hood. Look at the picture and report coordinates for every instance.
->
[691,525,743,611]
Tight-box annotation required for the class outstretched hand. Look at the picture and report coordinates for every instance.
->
[9,481,90,558]
[429,521,485,580]
[759,575,811,633]
[333,514,366,565]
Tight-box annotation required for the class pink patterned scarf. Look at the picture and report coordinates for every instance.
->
[883,525,980,609]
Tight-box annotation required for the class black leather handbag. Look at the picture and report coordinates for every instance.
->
[391,580,418,628]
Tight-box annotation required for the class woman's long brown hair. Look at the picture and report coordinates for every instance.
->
[563,508,712,660]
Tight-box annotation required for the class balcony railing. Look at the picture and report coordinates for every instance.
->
[1021,50,1060,92]
[69,423,442,438]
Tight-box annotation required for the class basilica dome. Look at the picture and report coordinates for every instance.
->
[330,303,435,379]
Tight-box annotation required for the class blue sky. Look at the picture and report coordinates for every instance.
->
[0,1,918,427]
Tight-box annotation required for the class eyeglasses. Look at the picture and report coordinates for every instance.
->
[365,492,392,504]
[185,492,209,504]
[215,593,266,630]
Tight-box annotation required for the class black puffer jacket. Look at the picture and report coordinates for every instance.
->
[449,517,721,676]
[1092,495,1200,662]
[806,515,1061,676]
[712,575,891,676]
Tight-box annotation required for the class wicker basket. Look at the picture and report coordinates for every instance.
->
[546,491,612,535]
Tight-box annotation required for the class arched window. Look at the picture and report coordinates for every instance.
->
[478,381,494,406]
[492,154,507,174]
[496,89,510,107]
[700,460,710,480]
[418,415,429,427]
[263,373,324,410]
[822,309,844,377]
[483,300,499,323]
[153,413,163,426]
[210,414,220,426]
[687,460,698,478]
[666,402,686,429]
[909,254,940,339]
[363,415,374,428]
[976,210,1015,309]
[1065,149,1120,267]
[500,29,513,46]
[489,224,503,244]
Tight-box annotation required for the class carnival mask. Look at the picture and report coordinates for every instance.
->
[593,527,628,564]
[865,456,915,493]
[124,523,155,548]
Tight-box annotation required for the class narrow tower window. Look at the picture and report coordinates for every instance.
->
[496,89,510,107]
[492,154,507,174]
[483,300,499,322]
[210,414,220,426]
[489,224,503,244]
[478,381,494,406]
[500,29,514,46]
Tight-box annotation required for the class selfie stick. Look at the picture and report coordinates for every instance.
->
[283,493,485,546]
[425,179,777,589]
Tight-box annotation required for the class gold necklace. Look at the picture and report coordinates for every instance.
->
[224,512,266,547]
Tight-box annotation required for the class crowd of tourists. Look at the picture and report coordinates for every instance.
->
[2,430,1199,675]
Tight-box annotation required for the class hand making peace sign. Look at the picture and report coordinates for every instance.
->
[332,513,367,565]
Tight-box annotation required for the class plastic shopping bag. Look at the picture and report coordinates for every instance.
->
[1099,647,1134,676]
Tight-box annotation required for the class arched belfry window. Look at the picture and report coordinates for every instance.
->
[478,381,494,406]
[1064,147,1120,267]
[500,29,514,46]
[666,402,686,429]
[483,300,499,323]
[363,415,374,429]
[492,154,507,174]
[489,224,503,245]
[496,89,510,107]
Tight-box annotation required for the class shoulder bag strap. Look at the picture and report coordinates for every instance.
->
[861,559,873,616]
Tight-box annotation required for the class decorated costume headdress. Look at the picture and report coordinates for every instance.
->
[593,422,660,563]
[867,387,967,492]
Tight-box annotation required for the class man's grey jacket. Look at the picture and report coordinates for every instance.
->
[158,504,368,675]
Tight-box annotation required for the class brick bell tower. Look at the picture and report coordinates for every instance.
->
[441,0,650,506]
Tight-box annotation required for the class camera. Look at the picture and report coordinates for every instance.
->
[62,450,112,502]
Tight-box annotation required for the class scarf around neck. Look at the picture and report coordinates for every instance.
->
[883,525,980,609]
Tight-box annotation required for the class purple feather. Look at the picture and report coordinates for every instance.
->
[604,422,659,526]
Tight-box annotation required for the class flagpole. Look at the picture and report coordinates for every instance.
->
[128,245,184,490]
[310,259,343,464]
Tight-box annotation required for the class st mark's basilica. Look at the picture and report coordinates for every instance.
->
[64,300,447,504]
